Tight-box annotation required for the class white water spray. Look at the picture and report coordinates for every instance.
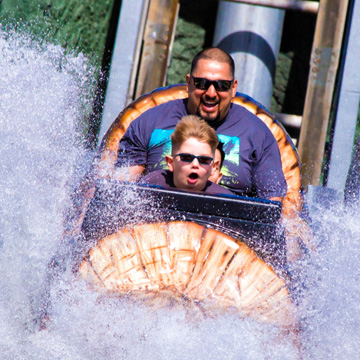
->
[0,29,359,359]
[298,201,360,358]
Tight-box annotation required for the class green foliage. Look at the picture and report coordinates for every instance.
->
[166,17,205,85]
[0,0,114,68]
[271,52,293,114]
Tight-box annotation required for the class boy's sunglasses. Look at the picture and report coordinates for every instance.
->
[175,153,213,165]
[191,76,234,92]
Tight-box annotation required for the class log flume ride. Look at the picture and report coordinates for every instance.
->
[60,84,313,352]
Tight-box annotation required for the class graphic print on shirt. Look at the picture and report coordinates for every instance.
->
[148,129,174,169]
[217,134,240,187]
[148,130,240,187]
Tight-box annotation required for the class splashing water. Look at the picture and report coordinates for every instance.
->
[0,29,359,359]
[298,201,360,358]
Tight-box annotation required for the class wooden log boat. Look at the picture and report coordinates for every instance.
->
[67,84,312,335]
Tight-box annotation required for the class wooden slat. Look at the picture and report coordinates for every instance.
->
[135,0,179,98]
[298,0,350,188]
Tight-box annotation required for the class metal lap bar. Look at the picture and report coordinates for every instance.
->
[82,180,286,273]
[95,180,282,224]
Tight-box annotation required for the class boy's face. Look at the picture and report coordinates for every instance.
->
[208,148,223,184]
[166,137,218,192]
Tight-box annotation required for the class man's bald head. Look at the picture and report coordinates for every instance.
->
[190,48,235,78]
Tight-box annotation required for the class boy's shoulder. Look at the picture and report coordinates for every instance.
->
[204,181,234,195]
[140,170,174,188]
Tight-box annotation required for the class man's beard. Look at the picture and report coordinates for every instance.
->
[196,106,221,124]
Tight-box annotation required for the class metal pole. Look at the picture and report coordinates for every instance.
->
[297,0,349,189]
[213,1,285,110]
[98,0,149,143]
[327,0,360,193]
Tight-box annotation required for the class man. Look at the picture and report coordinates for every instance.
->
[115,47,287,201]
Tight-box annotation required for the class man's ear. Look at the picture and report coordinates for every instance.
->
[166,155,174,172]
[231,79,238,98]
[216,171,223,184]
[186,74,191,91]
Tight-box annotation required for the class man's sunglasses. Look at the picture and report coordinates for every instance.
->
[175,153,213,165]
[191,76,234,92]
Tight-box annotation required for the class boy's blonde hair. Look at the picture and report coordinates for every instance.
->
[171,115,219,153]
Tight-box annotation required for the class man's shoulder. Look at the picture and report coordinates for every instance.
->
[229,103,264,121]
[228,103,274,135]
[130,98,187,130]
[139,98,186,116]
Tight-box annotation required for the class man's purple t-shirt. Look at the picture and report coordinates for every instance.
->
[140,170,234,196]
[116,99,287,199]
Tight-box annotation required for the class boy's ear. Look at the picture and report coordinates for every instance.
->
[166,155,174,172]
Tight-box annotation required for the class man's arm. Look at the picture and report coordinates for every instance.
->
[113,113,150,180]
[253,137,288,200]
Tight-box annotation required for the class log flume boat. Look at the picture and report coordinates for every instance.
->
[61,84,312,348]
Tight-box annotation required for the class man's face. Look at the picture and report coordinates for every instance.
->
[186,59,237,124]
[166,137,216,192]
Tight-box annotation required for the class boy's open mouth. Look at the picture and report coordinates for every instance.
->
[188,173,199,184]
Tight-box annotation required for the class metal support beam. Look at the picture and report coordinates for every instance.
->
[99,0,149,143]
[213,1,285,110]
[275,113,302,129]
[220,0,319,13]
[297,0,349,189]
[327,0,360,193]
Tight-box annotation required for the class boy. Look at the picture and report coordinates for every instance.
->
[140,115,233,195]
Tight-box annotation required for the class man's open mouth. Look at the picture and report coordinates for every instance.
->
[201,100,218,111]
